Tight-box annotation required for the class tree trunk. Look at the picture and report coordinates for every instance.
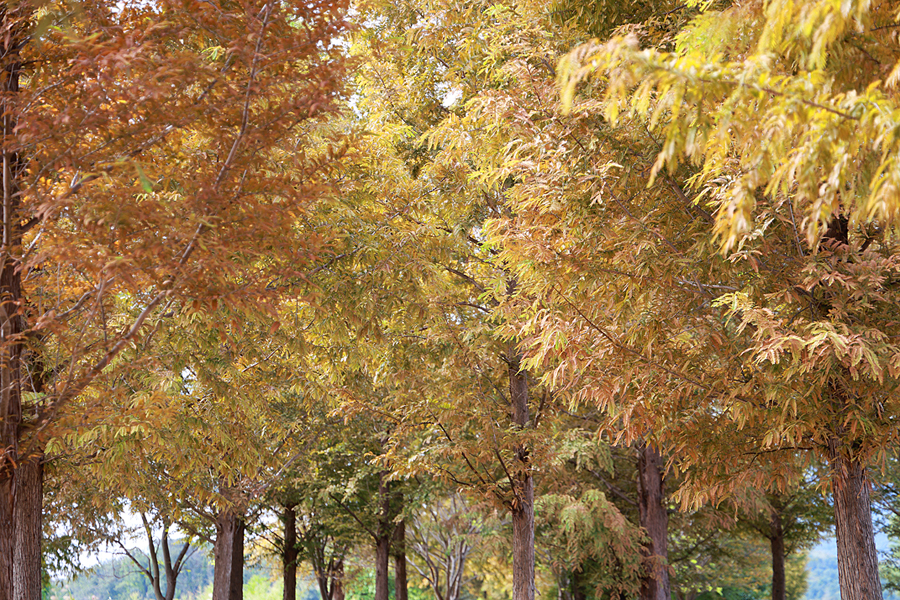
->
[283,504,298,600]
[212,511,245,600]
[0,9,32,599]
[509,351,535,600]
[0,482,12,598]
[375,533,390,600]
[393,518,408,600]
[829,442,882,600]
[570,569,587,600]
[769,509,785,600]
[375,472,392,600]
[332,558,345,600]
[638,443,670,600]
[511,476,535,600]
[13,456,42,600]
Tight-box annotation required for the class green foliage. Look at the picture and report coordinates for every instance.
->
[344,569,431,600]
[537,490,644,597]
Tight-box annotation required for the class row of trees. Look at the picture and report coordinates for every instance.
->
[53,412,826,600]
[3,0,900,599]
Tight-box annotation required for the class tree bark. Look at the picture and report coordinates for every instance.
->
[638,443,670,600]
[511,476,535,600]
[829,442,882,600]
[283,504,298,600]
[375,532,391,600]
[332,558,345,600]
[393,518,408,600]
[0,477,13,599]
[212,511,245,600]
[769,509,785,600]
[0,9,34,599]
[509,351,535,600]
[13,456,42,600]
[375,472,392,600]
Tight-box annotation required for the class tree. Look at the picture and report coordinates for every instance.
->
[342,5,585,596]
[555,1,900,598]
[732,484,831,600]
[406,492,481,600]
[0,0,348,597]
[113,513,197,600]
[537,489,645,600]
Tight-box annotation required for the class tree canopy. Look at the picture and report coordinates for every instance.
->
[4,1,900,600]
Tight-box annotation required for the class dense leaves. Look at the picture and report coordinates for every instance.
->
[12,0,900,600]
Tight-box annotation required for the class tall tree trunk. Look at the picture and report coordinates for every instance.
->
[283,504,298,600]
[829,441,882,600]
[511,477,535,600]
[638,443,670,600]
[393,518,408,600]
[769,509,785,600]
[0,9,32,599]
[509,351,535,600]
[375,472,392,600]
[212,511,245,600]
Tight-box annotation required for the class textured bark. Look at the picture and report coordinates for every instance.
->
[283,505,298,600]
[509,352,535,600]
[13,457,42,600]
[0,483,12,599]
[511,475,535,600]
[638,443,670,600]
[393,518,408,600]
[0,9,32,599]
[769,510,785,600]
[829,443,882,600]
[212,511,245,600]
[375,533,390,600]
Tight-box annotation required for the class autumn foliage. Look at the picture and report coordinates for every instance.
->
[1,0,347,597]
[7,1,900,600]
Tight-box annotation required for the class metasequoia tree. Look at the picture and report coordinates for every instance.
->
[357,1,697,597]
[340,2,704,599]
[48,295,352,600]
[736,489,830,600]
[0,0,347,598]
[339,4,588,597]
[544,432,647,599]
[549,0,900,598]
[267,440,357,600]
[301,413,405,600]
